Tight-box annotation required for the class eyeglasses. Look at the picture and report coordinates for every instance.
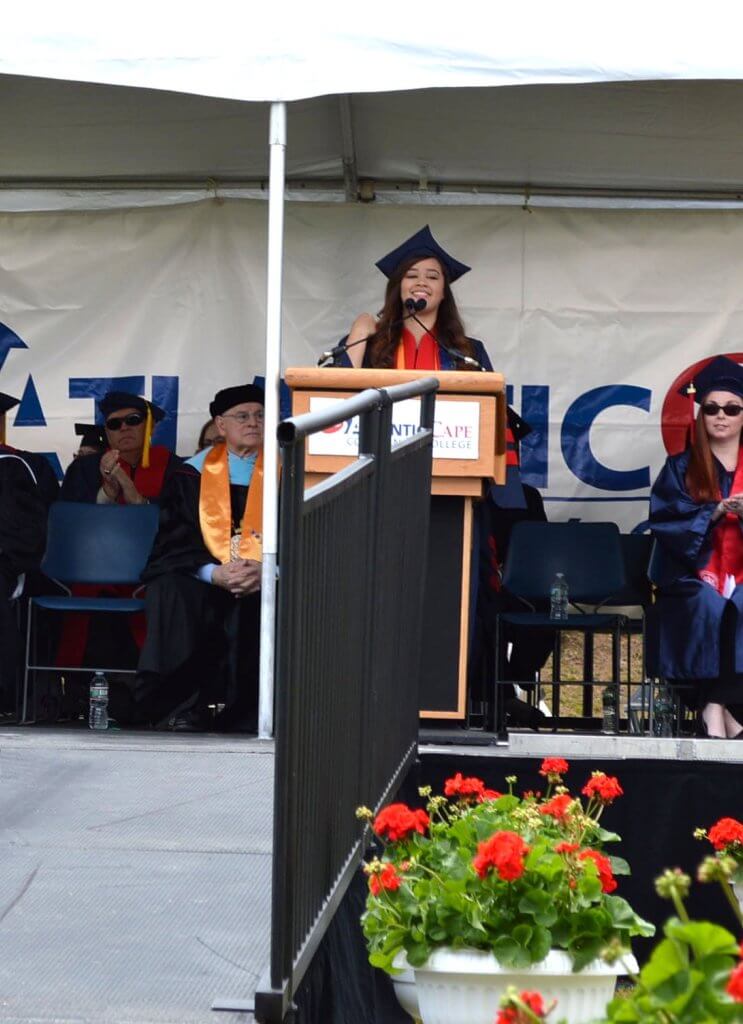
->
[701,402,743,417]
[105,413,145,430]
[219,411,264,424]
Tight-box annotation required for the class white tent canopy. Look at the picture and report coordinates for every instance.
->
[4,2,743,204]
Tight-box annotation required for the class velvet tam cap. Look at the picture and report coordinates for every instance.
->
[210,384,265,418]
[98,391,165,422]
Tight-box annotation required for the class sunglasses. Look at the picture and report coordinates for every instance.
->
[701,402,743,417]
[105,413,145,430]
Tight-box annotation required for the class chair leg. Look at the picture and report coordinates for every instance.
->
[612,622,621,734]
[552,631,561,732]
[21,601,34,725]
[493,616,507,741]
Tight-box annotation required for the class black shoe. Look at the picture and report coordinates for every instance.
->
[696,712,723,739]
[160,709,212,733]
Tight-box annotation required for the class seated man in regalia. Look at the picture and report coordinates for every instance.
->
[136,384,265,732]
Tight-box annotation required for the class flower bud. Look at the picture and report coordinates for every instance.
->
[355,805,373,821]
[654,867,691,900]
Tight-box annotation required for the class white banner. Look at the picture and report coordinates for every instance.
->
[307,396,480,459]
[2,200,742,531]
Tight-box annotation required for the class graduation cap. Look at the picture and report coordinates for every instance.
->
[488,407,532,510]
[209,384,265,418]
[98,391,165,422]
[678,355,743,404]
[677,356,743,442]
[375,225,471,282]
[75,422,107,450]
[0,392,20,416]
[98,391,165,470]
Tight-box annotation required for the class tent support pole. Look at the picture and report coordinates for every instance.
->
[258,101,286,741]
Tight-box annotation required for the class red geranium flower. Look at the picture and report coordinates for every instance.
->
[478,788,503,803]
[579,848,617,893]
[727,961,743,1002]
[540,793,573,821]
[539,757,569,779]
[555,841,580,855]
[708,817,743,852]
[444,772,486,800]
[373,803,429,842]
[473,830,529,882]
[582,772,624,805]
[496,989,546,1022]
[369,862,402,897]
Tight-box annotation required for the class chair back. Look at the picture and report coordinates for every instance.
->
[606,533,654,608]
[502,521,626,606]
[42,502,160,585]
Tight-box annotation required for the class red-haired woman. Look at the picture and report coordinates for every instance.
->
[650,355,743,738]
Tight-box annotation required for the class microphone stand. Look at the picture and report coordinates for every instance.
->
[407,312,485,371]
[317,309,416,367]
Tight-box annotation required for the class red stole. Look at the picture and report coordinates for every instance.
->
[395,327,441,370]
[106,445,170,503]
[699,453,743,595]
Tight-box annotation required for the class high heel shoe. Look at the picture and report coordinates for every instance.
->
[696,712,723,739]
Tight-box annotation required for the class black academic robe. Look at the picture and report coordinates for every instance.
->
[137,465,260,731]
[60,447,181,504]
[649,449,743,699]
[0,448,48,710]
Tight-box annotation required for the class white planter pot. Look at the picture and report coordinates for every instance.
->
[391,952,420,1022]
[414,947,636,1024]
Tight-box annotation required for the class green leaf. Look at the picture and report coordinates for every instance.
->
[666,919,740,960]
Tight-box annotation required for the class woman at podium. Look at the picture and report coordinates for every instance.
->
[336,225,549,730]
[339,224,491,373]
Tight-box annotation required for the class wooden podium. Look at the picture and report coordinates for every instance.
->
[285,367,507,720]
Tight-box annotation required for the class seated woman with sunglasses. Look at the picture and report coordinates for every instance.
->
[61,391,180,505]
[650,356,743,738]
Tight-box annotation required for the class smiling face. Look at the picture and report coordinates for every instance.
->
[216,402,264,455]
[104,406,146,456]
[399,257,446,316]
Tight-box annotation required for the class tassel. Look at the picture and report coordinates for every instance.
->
[687,381,696,444]
[141,404,153,468]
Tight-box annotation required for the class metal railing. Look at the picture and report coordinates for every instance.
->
[254,378,437,1023]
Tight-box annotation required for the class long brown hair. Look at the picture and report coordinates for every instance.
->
[364,255,475,368]
[685,407,743,501]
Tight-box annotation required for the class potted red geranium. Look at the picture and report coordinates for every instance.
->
[357,758,653,1024]
[696,816,743,917]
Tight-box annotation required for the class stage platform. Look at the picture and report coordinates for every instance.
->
[0,725,740,1024]
[0,727,272,1024]
[419,729,743,762]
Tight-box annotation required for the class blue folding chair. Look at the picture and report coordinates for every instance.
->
[492,521,628,737]
[21,502,160,723]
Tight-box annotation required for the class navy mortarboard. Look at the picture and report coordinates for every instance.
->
[678,355,743,403]
[74,423,107,450]
[375,225,471,282]
[98,391,166,422]
[0,392,20,416]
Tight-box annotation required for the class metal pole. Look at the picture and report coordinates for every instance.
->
[258,101,286,740]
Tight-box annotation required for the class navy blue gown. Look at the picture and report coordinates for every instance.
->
[649,449,743,707]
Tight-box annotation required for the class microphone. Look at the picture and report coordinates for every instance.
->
[404,298,427,313]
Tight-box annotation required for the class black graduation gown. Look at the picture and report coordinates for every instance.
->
[60,448,181,503]
[650,449,743,705]
[137,465,260,730]
[0,449,48,709]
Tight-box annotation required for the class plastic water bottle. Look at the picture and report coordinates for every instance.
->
[602,687,618,734]
[549,573,569,620]
[89,672,109,730]
[652,686,674,737]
